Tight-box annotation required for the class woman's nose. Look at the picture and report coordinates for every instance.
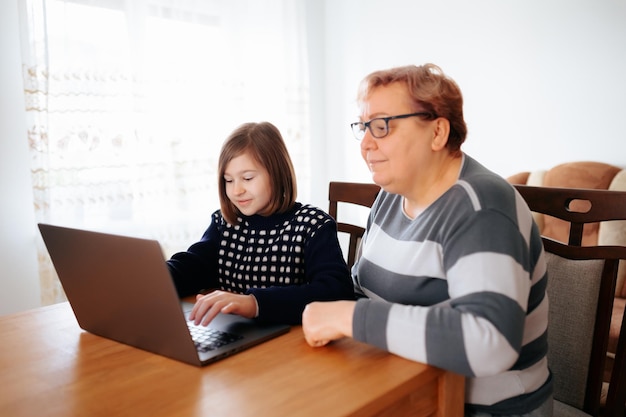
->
[360,131,376,150]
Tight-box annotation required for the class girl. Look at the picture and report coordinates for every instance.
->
[167,121,353,325]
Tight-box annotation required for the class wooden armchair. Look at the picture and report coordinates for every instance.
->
[514,185,626,416]
[328,181,380,268]
[508,162,626,380]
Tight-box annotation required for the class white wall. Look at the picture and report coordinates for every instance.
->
[0,0,41,315]
[314,0,626,191]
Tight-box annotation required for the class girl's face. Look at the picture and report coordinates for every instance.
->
[224,152,273,217]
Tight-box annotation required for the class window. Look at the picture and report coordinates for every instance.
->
[21,0,310,304]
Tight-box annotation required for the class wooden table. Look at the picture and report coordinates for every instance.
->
[0,302,464,417]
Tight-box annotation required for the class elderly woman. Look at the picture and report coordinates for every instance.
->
[302,64,552,417]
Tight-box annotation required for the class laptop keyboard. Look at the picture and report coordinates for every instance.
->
[187,322,243,352]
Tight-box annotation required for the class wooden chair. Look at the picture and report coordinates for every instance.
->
[514,185,626,417]
[328,181,380,268]
[609,315,626,417]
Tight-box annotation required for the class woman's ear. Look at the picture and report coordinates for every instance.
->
[431,118,450,151]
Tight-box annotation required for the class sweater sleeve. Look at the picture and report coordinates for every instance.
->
[166,212,220,297]
[247,218,354,324]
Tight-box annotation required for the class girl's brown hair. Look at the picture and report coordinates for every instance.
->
[357,63,467,154]
[217,122,297,224]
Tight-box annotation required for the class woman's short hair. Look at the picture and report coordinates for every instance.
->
[357,63,467,153]
[218,121,297,224]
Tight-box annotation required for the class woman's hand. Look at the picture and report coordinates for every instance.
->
[302,301,356,347]
[189,290,258,326]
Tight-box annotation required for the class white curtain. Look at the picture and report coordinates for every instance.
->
[19,0,311,305]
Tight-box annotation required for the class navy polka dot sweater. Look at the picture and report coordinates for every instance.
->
[167,203,354,324]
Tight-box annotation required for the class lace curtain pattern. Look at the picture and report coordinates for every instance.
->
[20,0,310,305]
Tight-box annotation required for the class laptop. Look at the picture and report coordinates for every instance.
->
[37,223,290,367]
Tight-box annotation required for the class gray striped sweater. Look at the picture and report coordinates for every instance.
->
[352,154,552,415]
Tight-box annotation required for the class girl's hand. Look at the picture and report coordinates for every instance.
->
[189,290,258,326]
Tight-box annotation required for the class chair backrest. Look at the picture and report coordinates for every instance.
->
[514,185,626,247]
[608,306,626,417]
[514,185,626,416]
[328,181,380,268]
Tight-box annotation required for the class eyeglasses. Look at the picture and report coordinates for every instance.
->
[350,112,435,141]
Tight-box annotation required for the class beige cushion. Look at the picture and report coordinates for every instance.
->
[598,170,626,298]
[526,170,547,230]
[526,170,546,187]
